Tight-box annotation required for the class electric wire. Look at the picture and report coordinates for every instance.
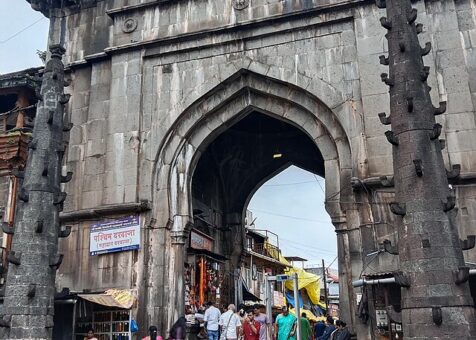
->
[0,17,46,44]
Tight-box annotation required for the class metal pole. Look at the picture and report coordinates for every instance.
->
[322,259,329,312]
[265,276,272,322]
[293,273,301,340]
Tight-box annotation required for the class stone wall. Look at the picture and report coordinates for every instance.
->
[36,0,476,337]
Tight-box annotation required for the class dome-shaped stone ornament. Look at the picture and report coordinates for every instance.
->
[122,18,138,33]
[232,0,249,10]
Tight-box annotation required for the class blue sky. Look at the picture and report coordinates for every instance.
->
[1,2,337,268]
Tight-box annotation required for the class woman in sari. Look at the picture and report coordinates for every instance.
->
[274,307,297,340]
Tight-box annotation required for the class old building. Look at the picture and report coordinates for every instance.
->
[1,0,475,338]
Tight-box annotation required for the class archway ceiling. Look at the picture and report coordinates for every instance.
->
[192,111,324,215]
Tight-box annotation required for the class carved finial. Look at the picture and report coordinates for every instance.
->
[446,164,461,180]
[59,94,71,104]
[49,254,64,269]
[454,266,470,284]
[385,131,399,145]
[421,42,432,56]
[47,110,54,124]
[0,315,11,328]
[399,42,406,52]
[434,101,447,115]
[407,97,414,112]
[381,73,394,86]
[19,188,29,202]
[432,307,442,326]
[60,172,73,183]
[378,112,391,125]
[53,192,67,205]
[420,66,430,81]
[381,239,399,255]
[394,272,411,287]
[443,194,456,212]
[11,169,24,179]
[27,283,37,298]
[49,44,66,59]
[439,139,446,150]
[416,23,423,34]
[379,55,389,65]
[36,220,44,233]
[413,159,423,176]
[429,123,442,140]
[461,235,475,250]
[390,202,406,216]
[407,8,417,24]
[375,0,386,8]
[7,251,22,266]
[380,175,394,187]
[58,225,72,238]
[380,17,392,30]
[42,155,49,176]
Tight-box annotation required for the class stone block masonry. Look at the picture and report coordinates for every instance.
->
[377,0,476,337]
[0,45,72,339]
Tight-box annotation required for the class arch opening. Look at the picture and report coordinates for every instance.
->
[149,71,355,330]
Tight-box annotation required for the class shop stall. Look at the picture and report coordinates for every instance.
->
[185,229,229,311]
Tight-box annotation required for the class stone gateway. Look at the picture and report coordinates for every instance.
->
[2,0,475,338]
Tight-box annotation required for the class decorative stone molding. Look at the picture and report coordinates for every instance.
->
[122,18,138,33]
[232,0,249,10]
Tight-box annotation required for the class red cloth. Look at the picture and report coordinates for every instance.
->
[243,320,260,340]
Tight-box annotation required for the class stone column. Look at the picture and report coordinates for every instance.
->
[0,45,72,339]
[166,216,192,330]
[377,0,476,337]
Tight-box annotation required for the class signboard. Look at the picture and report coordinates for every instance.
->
[190,229,214,251]
[273,291,285,307]
[90,215,140,256]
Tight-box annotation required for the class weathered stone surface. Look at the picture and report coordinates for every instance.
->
[15,0,476,338]
[0,45,70,339]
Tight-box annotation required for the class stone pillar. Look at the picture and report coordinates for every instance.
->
[166,216,191,331]
[377,0,476,337]
[0,45,72,339]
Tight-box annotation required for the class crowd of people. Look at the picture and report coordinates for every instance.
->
[197,302,350,340]
[82,302,350,340]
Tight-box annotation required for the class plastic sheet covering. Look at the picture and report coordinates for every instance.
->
[289,308,326,322]
[78,289,136,309]
[284,267,321,306]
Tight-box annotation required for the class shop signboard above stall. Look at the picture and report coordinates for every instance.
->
[90,215,141,256]
[190,229,214,251]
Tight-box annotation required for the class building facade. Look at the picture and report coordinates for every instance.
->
[2,0,476,338]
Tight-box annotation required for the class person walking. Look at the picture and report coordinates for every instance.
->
[329,320,340,340]
[242,310,261,340]
[253,305,270,340]
[142,326,164,340]
[299,313,312,340]
[84,329,98,340]
[313,320,325,339]
[219,304,242,340]
[204,301,222,340]
[170,316,188,340]
[316,317,335,340]
[335,322,350,340]
[274,306,297,340]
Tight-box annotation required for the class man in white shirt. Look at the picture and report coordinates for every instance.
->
[204,301,221,340]
[219,304,242,340]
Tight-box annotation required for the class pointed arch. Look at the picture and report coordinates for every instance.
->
[152,69,353,236]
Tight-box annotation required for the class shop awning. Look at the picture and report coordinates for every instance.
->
[187,248,229,262]
[242,281,261,302]
[78,289,135,309]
